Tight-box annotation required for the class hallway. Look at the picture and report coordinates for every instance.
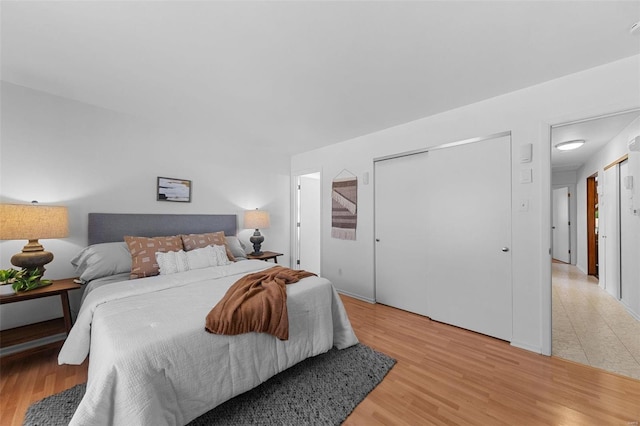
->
[552,261,640,380]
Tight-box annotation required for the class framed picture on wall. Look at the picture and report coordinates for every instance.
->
[157,177,192,202]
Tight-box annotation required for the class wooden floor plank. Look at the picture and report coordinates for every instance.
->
[1,295,639,425]
[342,296,640,426]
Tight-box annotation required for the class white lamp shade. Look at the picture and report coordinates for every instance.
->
[244,209,270,230]
[0,204,69,240]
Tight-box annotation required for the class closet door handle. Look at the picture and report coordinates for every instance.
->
[501,247,510,252]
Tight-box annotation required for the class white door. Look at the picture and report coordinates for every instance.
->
[374,152,430,316]
[424,135,512,340]
[295,173,321,274]
[619,160,633,306]
[603,165,620,299]
[375,134,512,341]
[552,187,571,263]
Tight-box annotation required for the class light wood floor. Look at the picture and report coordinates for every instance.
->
[343,295,640,425]
[0,342,87,425]
[1,295,639,425]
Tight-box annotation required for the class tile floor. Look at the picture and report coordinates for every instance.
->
[552,261,640,380]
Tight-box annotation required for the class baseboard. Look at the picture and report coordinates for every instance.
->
[621,301,640,321]
[0,333,66,358]
[575,264,588,275]
[510,340,544,355]
[336,289,375,304]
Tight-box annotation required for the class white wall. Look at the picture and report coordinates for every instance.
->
[576,116,640,318]
[552,171,578,185]
[291,55,640,354]
[0,82,292,330]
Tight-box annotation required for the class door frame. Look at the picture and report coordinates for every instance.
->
[545,108,640,357]
[586,173,598,276]
[618,159,632,307]
[602,155,628,299]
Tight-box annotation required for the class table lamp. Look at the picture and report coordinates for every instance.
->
[0,202,69,278]
[244,209,270,255]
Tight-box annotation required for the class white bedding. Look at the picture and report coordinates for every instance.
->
[59,260,358,426]
[79,272,131,304]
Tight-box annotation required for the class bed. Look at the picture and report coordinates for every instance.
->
[58,213,358,426]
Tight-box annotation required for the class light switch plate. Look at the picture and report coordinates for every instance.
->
[520,168,532,184]
[520,143,532,163]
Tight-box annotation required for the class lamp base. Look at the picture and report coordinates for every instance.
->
[11,239,54,277]
[250,230,265,256]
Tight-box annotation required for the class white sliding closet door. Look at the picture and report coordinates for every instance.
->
[424,136,512,340]
[374,152,430,316]
[375,134,512,341]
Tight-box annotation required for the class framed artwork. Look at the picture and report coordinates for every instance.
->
[157,177,192,202]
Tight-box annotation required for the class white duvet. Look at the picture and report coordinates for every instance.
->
[58,260,358,426]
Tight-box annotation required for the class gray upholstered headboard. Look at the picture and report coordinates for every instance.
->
[88,213,237,245]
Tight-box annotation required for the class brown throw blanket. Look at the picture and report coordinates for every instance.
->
[205,266,316,340]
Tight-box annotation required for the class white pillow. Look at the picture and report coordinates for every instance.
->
[185,246,216,270]
[71,242,132,283]
[156,250,189,275]
[210,245,232,266]
[157,245,231,275]
[225,236,247,259]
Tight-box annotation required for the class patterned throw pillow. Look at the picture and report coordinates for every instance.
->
[124,235,183,279]
[156,245,232,275]
[184,246,214,270]
[209,245,232,266]
[180,232,236,261]
[185,245,232,270]
[155,250,189,275]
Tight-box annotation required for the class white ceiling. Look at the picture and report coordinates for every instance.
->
[2,1,639,157]
[551,110,640,173]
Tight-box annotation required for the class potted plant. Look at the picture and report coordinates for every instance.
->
[0,268,52,295]
[0,268,23,295]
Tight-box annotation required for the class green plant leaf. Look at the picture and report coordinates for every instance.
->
[0,268,24,283]
[10,269,48,292]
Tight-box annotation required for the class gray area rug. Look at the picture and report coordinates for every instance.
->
[24,343,395,426]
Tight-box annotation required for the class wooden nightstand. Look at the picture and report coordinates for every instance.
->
[0,277,82,361]
[246,251,283,263]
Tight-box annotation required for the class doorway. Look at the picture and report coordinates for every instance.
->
[586,174,598,277]
[552,186,571,263]
[293,171,321,274]
[550,108,640,379]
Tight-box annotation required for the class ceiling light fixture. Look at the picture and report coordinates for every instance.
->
[555,140,585,151]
